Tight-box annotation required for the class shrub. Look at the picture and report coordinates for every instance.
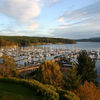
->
[75,81,100,100]
[57,88,80,100]
[63,91,80,100]
[0,77,81,100]
[0,55,18,77]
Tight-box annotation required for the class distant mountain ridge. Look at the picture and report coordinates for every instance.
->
[90,37,100,39]
[76,37,100,42]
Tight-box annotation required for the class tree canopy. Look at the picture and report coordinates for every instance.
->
[64,68,81,91]
[77,50,97,83]
[35,60,63,86]
[0,55,18,77]
[75,81,100,100]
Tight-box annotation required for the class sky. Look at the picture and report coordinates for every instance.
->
[0,0,100,39]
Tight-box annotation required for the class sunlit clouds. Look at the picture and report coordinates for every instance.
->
[0,0,100,38]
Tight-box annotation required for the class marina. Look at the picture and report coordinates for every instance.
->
[0,42,100,67]
[0,42,100,78]
[0,42,100,77]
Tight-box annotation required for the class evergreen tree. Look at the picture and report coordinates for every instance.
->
[77,50,97,82]
[64,68,81,91]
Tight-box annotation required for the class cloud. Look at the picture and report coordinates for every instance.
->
[58,1,100,24]
[49,0,61,4]
[58,17,65,23]
[0,0,62,22]
[26,22,40,30]
[0,0,63,37]
[51,17,100,39]
[51,1,100,39]
[0,0,62,33]
[0,0,42,22]
[0,0,44,31]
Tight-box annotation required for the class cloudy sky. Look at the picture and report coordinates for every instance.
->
[0,0,100,39]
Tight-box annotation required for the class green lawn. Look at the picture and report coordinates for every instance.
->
[0,82,41,100]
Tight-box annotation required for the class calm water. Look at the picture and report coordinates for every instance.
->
[40,42,100,50]
[40,42,100,76]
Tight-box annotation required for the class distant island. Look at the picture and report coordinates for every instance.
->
[76,37,100,42]
[0,36,75,47]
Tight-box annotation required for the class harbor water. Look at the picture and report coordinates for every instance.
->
[40,42,100,76]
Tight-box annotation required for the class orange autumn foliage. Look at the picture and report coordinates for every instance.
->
[0,40,17,47]
[75,81,100,100]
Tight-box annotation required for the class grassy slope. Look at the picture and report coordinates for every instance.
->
[0,82,40,100]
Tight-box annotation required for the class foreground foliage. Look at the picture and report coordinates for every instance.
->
[75,81,100,100]
[64,68,81,91]
[36,60,63,86]
[0,77,80,100]
[57,88,80,100]
[0,55,18,77]
[0,77,59,100]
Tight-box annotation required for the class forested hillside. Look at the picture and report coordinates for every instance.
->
[0,36,75,47]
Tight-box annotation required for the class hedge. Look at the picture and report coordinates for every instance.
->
[56,88,80,100]
[0,77,59,100]
[0,78,80,100]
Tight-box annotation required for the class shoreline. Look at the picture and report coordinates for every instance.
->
[0,42,76,48]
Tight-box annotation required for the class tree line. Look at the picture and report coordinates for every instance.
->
[0,36,75,47]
